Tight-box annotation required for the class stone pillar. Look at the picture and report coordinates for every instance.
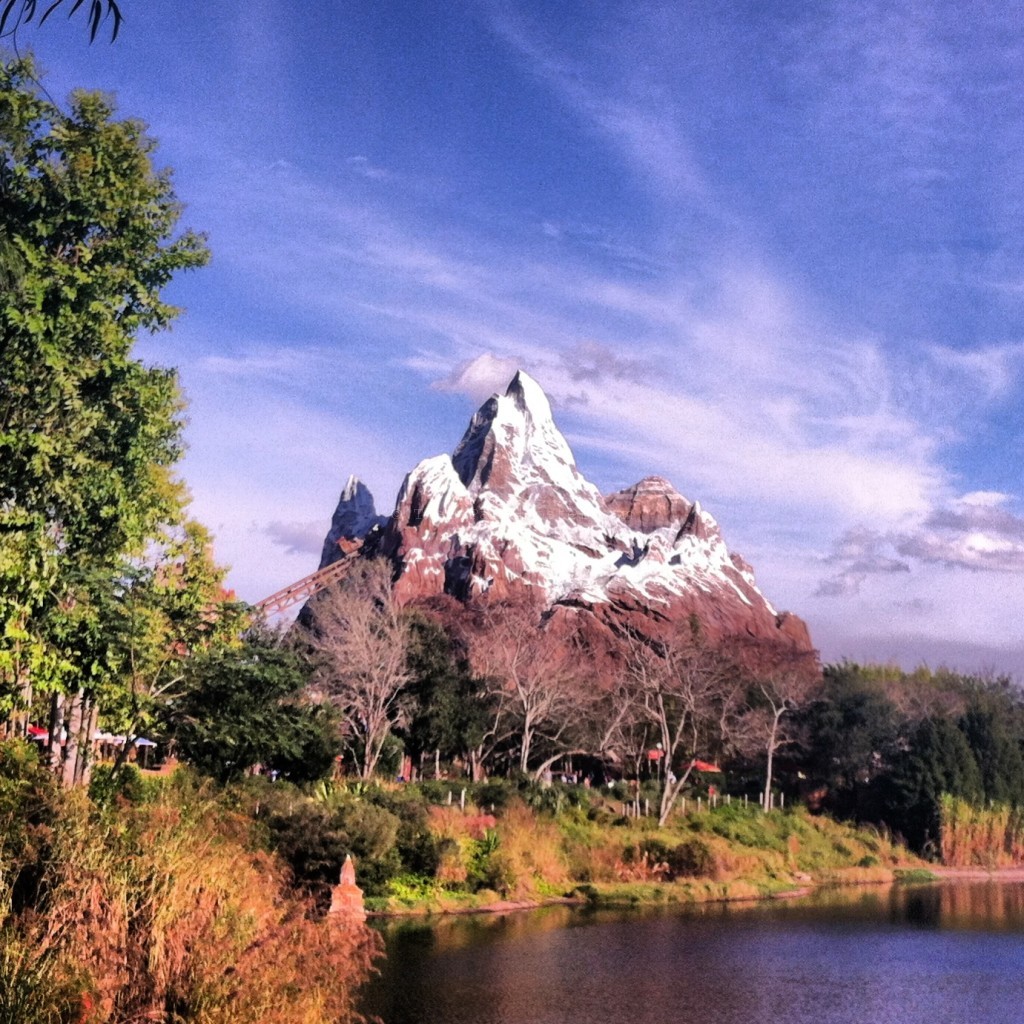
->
[328,855,366,923]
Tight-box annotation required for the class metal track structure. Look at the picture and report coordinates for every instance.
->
[253,558,354,617]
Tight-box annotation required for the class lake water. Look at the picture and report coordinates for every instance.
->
[363,882,1024,1024]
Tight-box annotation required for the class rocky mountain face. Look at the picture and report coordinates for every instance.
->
[319,371,812,653]
[318,475,387,567]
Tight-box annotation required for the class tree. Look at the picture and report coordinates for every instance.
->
[168,627,341,785]
[959,702,1024,806]
[880,716,983,853]
[740,646,821,810]
[402,612,493,779]
[467,602,589,779]
[625,625,746,826]
[96,521,248,771]
[301,560,412,779]
[800,662,903,819]
[0,57,208,751]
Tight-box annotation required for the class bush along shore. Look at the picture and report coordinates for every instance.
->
[228,772,925,916]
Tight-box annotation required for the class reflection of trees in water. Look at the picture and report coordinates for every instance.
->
[374,881,1024,959]
[366,884,1024,1024]
[934,881,1024,931]
[901,880,1024,931]
[374,904,581,953]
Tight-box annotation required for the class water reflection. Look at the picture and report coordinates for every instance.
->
[363,883,1024,1024]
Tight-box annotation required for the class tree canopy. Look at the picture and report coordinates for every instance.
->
[168,629,342,785]
[0,56,208,737]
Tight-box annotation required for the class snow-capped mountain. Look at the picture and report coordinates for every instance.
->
[319,371,811,650]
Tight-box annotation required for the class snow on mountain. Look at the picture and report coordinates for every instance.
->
[319,372,812,650]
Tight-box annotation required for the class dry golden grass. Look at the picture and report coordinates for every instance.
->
[9,788,380,1024]
[940,795,1024,868]
[493,803,569,898]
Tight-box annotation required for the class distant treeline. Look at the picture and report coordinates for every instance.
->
[791,662,1024,854]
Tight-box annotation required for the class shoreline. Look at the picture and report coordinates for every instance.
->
[367,868,916,919]
[931,866,1024,881]
[367,865,1024,920]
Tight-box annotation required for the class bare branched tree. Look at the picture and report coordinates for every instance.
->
[301,559,411,779]
[467,601,591,779]
[737,644,821,809]
[625,626,746,825]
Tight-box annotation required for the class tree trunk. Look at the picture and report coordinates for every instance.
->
[762,714,780,811]
[80,697,98,787]
[61,690,85,788]
[48,691,65,773]
[658,766,694,827]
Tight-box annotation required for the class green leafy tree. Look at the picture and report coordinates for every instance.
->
[402,612,493,778]
[0,57,208,741]
[879,717,983,853]
[959,697,1024,807]
[168,629,341,785]
[800,662,904,819]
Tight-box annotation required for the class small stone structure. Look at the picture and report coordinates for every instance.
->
[328,854,366,923]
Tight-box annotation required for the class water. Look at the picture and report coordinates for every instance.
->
[362,883,1024,1024]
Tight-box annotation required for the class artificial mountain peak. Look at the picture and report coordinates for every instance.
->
[451,369,582,498]
[319,371,812,653]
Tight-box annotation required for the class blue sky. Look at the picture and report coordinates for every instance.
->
[14,0,1024,675]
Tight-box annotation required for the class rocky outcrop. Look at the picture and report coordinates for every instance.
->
[319,475,387,569]
[317,371,814,654]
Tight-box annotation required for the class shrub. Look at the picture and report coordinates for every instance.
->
[0,739,61,914]
[262,800,350,904]
[621,837,717,880]
[473,779,516,811]
[416,779,460,804]
[492,803,568,897]
[665,838,716,879]
[0,938,82,1024]
[466,827,507,893]
[385,873,442,906]
[87,764,161,808]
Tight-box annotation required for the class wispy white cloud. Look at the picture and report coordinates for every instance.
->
[482,4,705,200]
[926,342,1024,401]
[345,155,399,182]
[433,354,523,403]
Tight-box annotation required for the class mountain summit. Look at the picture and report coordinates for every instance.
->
[319,372,811,651]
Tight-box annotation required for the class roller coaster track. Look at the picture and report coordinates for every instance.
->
[253,558,354,617]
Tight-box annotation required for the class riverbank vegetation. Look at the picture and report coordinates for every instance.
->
[0,742,380,1023]
[224,772,914,915]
